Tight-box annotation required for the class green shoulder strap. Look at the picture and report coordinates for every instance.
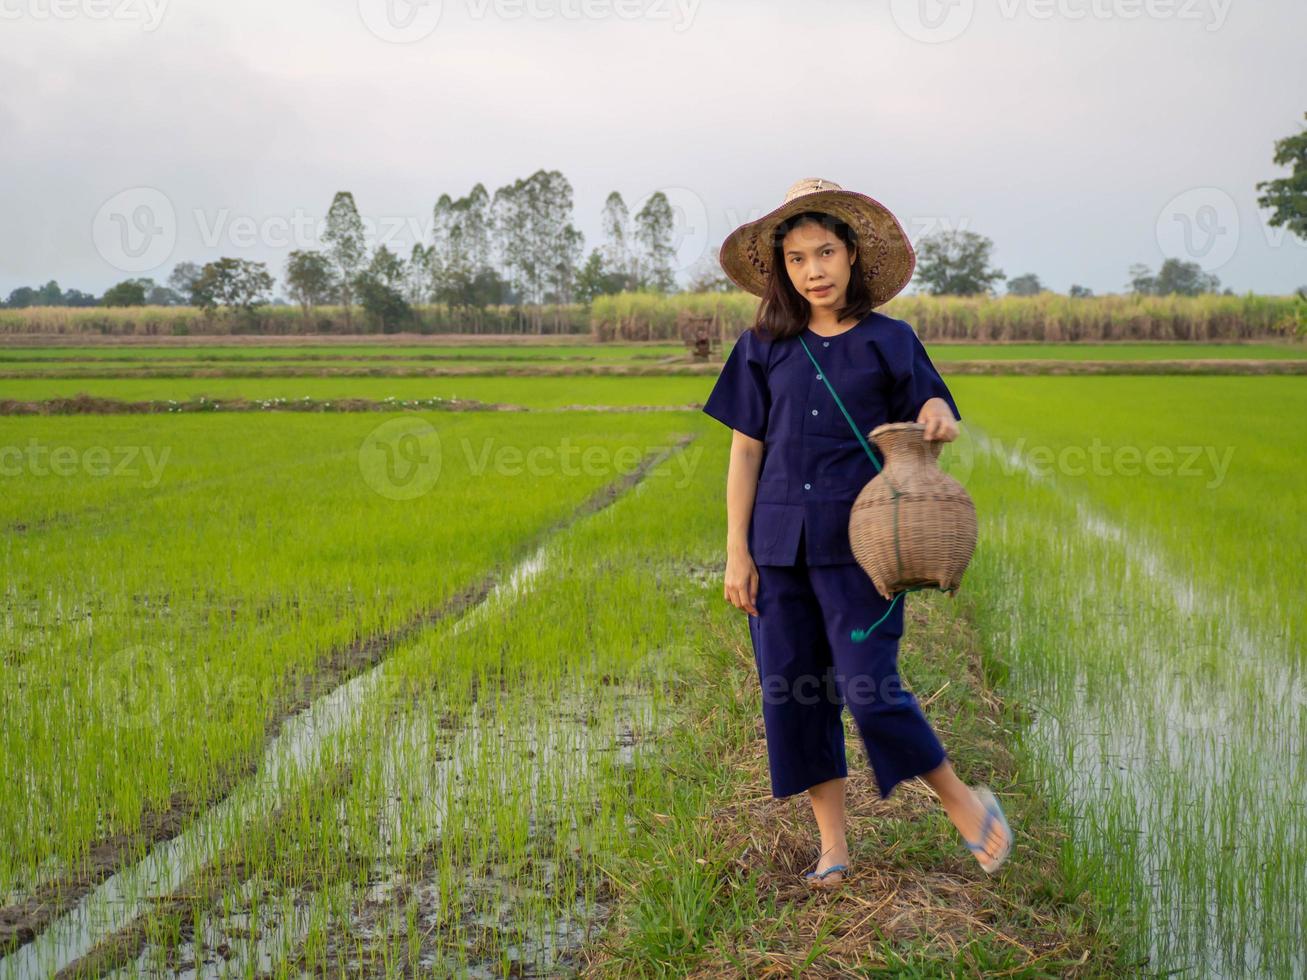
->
[796,333,950,643]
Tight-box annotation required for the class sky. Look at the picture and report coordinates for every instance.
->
[2,0,1306,299]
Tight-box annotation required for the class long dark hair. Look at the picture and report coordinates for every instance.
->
[752,210,873,343]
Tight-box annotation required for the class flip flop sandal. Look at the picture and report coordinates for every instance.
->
[963,785,1012,873]
[803,863,849,887]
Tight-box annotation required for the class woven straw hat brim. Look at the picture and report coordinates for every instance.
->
[719,185,916,307]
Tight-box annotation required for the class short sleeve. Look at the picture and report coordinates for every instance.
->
[886,321,962,424]
[701,328,770,440]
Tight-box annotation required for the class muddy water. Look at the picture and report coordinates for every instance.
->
[0,538,563,979]
[3,435,699,978]
[968,429,1305,978]
[101,686,657,979]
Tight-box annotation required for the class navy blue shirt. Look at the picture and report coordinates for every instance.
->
[701,310,963,566]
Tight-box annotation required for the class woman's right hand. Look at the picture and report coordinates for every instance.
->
[724,546,759,616]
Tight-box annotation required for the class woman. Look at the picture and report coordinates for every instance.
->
[702,178,1012,887]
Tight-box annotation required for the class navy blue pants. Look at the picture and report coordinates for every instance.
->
[747,529,949,800]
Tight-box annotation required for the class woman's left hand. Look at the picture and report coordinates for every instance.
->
[917,398,959,442]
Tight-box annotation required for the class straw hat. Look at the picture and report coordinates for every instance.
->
[719,177,916,307]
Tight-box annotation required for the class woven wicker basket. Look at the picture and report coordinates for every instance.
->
[848,422,977,599]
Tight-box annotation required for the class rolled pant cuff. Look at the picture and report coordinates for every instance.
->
[872,746,949,801]
[772,763,849,799]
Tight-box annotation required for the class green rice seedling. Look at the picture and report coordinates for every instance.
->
[942,377,1304,977]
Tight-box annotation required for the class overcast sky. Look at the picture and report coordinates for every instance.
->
[3,0,1305,299]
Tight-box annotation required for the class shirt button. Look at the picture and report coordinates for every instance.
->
[804,483,811,490]
[811,409,819,415]
[815,374,822,380]
[822,341,830,347]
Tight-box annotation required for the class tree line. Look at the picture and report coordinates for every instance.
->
[1,170,733,333]
[911,229,1238,299]
[5,113,1305,322]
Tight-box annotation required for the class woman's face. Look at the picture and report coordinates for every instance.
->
[780,219,856,311]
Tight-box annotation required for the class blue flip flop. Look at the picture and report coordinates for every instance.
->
[963,785,1012,873]
[803,862,849,886]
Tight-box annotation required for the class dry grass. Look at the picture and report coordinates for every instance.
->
[580,589,1120,977]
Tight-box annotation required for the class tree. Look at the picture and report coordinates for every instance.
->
[492,180,536,310]
[322,191,367,330]
[1007,273,1043,296]
[1126,262,1157,295]
[4,282,101,307]
[190,258,274,316]
[462,184,495,280]
[1156,258,1220,295]
[355,245,413,333]
[5,280,63,306]
[431,184,499,321]
[101,278,151,306]
[63,289,99,307]
[490,170,584,331]
[574,248,633,303]
[633,191,676,293]
[4,287,37,308]
[145,284,183,305]
[168,262,202,303]
[1127,259,1220,296]
[1069,284,1094,299]
[1255,111,1307,246]
[33,280,63,305]
[284,249,338,320]
[546,224,585,308]
[600,192,637,290]
[914,229,1006,296]
[404,243,433,305]
[686,254,733,293]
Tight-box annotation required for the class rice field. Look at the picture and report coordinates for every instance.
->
[0,376,708,408]
[936,375,1306,977]
[1,338,1302,977]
